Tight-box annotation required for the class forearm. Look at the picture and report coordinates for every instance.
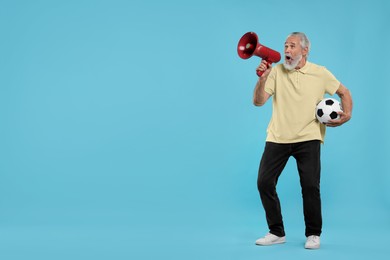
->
[341,91,352,117]
[338,86,353,119]
[253,78,269,106]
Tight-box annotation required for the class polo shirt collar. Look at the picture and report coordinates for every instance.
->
[295,61,311,74]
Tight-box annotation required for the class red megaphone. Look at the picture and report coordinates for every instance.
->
[237,32,281,77]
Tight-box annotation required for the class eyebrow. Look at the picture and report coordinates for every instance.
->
[284,42,296,45]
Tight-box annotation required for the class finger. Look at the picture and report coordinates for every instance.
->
[261,60,271,69]
[258,64,267,71]
[326,118,343,127]
[328,118,340,124]
[326,120,340,127]
[327,117,337,123]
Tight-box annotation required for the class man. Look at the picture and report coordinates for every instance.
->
[253,32,353,249]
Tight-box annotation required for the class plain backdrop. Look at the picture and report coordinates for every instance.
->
[0,0,389,259]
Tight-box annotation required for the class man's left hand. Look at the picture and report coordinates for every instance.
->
[326,111,351,127]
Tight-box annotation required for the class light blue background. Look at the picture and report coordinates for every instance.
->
[0,0,389,259]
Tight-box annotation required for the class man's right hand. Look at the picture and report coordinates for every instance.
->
[256,60,272,78]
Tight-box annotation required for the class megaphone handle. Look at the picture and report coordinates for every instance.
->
[256,61,272,77]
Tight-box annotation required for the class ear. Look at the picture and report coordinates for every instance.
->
[302,46,309,56]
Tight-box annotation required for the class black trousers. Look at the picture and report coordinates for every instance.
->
[257,140,322,237]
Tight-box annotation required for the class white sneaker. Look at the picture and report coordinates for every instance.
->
[305,235,320,249]
[255,233,286,246]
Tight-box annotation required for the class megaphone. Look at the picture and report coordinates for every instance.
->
[237,32,281,77]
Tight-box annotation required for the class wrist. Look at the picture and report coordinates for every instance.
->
[259,77,267,83]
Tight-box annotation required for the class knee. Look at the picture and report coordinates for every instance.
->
[257,177,274,194]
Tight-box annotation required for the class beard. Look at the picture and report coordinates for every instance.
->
[283,54,303,71]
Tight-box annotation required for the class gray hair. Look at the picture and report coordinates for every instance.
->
[287,32,311,54]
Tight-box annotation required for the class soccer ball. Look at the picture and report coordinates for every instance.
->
[315,98,343,124]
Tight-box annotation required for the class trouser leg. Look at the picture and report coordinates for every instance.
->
[257,142,290,237]
[292,140,322,237]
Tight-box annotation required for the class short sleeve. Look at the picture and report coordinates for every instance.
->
[322,67,340,95]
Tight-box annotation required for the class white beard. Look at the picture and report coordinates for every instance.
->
[283,54,303,71]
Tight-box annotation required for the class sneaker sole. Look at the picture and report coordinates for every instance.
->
[256,239,286,246]
[305,245,320,249]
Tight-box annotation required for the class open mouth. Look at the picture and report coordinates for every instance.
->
[285,55,292,61]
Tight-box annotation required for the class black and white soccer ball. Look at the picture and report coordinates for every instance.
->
[316,98,343,124]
